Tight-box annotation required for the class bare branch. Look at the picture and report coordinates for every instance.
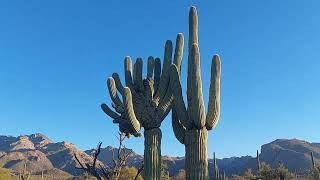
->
[134,161,144,180]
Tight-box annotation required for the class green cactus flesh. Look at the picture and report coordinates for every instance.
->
[171,6,221,180]
[102,34,184,180]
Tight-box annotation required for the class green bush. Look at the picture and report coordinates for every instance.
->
[120,166,143,180]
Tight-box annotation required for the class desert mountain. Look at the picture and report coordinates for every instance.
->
[0,133,101,176]
[0,133,319,177]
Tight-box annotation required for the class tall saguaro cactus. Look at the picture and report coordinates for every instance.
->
[170,6,221,180]
[101,34,184,180]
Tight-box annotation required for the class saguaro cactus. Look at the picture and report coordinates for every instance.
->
[311,152,316,169]
[101,34,184,180]
[257,150,261,174]
[213,152,219,180]
[170,6,221,180]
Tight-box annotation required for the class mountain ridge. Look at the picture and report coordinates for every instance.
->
[0,133,319,177]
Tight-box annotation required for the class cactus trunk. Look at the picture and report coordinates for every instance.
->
[144,128,162,180]
[185,128,208,180]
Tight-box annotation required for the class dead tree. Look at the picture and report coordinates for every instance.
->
[74,132,136,180]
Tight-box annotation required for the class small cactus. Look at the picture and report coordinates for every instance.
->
[311,152,316,169]
[257,150,261,175]
[170,6,221,180]
[311,152,320,180]
[213,152,219,180]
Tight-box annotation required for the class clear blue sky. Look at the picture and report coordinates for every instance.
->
[1,0,319,158]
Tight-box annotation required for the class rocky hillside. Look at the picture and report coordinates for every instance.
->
[0,133,319,177]
[260,139,320,171]
[0,133,99,177]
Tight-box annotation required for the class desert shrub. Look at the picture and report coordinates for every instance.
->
[259,162,274,180]
[243,168,254,180]
[119,166,143,180]
[173,169,185,180]
[275,163,290,179]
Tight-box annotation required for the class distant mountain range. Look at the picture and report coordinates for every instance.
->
[0,133,319,178]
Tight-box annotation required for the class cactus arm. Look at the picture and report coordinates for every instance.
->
[144,78,154,103]
[156,34,184,121]
[187,6,199,104]
[112,73,124,95]
[122,87,141,134]
[188,6,199,49]
[145,56,155,101]
[206,55,221,130]
[170,65,193,129]
[124,56,134,89]
[101,103,137,136]
[101,103,120,120]
[107,77,123,108]
[147,56,155,79]
[162,40,173,76]
[111,102,124,114]
[189,43,206,129]
[172,109,186,144]
[153,40,172,105]
[156,89,173,121]
[173,33,184,73]
[153,58,161,92]
[133,58,143,92]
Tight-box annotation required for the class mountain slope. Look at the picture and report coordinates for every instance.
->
[0,133,101,176]
[0,133,319,177]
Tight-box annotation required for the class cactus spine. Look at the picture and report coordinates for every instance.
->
[170,6,221,180]
[102,35,184,180]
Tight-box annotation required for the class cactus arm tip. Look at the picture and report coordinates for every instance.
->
[122,87,141,134]
[112,73,124,95]
[173,33,184,72]
[147,56,155,79]
[189,43,206,129]
[153,40,173,105]
[107,77,123,109]
[205,55,221,130]
[153,57,162,92]
[188,6,198,47]
[162,40,173,74]
[124,56,134,88]
[101,103,120,120]
[133,58,143,91]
